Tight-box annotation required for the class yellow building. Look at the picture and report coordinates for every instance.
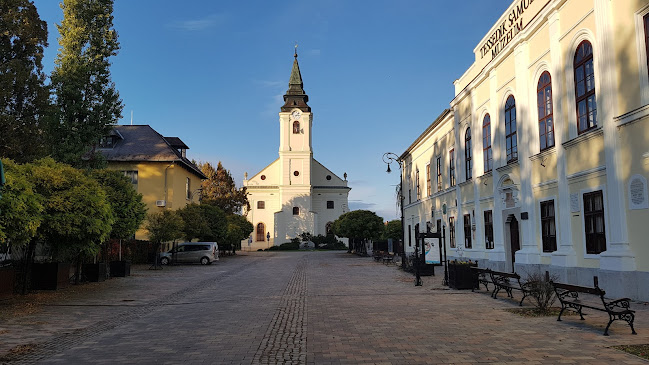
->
[99,125,207,240]
[400,0,649,301]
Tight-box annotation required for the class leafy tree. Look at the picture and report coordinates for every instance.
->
[383,219,402,241]
[332,210,384,255]
[198,204,227,242]
[177,203,211,242]
[48,0,122,167]
[0,0,50,162]
[224,214,253,252]
[0,159,43,247]
[89,169,146,240]
[28,158,114,283]
[199,161,249,214]
[145,210,184,246]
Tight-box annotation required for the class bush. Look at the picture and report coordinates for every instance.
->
[320,241,347,250]
[525,271,558,311]
[268,241,300,251]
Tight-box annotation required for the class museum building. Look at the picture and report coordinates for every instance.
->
[241,51,351,251]
[400,0,649,300]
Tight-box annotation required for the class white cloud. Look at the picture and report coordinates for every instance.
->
[169,13,227,31]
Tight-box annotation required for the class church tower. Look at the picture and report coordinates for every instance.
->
[242,49,350,250]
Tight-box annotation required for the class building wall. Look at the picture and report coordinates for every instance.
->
[401,0,649,301]
[107,161,203,240]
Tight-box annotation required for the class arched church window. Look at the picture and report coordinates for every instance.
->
[537,71,554,150]
[293,121,300,134]
[505,95,518,163]
[465,128,472,180]
[574,40,596,134]
[256,223,265,241]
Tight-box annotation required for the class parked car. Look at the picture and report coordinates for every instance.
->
[160,242,219,265]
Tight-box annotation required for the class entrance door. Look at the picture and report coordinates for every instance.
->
[509,216,520,268]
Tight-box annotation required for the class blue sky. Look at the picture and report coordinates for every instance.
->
[33,0,511,221]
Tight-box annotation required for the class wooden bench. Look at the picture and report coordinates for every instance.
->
[552,280,637,336]
[470,267,492,292]
[489,270,529,306]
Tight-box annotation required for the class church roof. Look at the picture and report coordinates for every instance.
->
[281,50,311,112]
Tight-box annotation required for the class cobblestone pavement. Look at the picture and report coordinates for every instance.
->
[0,251,647,364]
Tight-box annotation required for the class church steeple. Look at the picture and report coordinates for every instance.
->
[281,49,310,112]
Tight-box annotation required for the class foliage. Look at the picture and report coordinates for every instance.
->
[199,161,249,214]
[0,0,50,162]
[224,214,254,248]
[145,210,184,245]
[331,210,384,242]
[382,220,402,241]
[177,203,210,242]
[89,169,146,240]
[612,344,649,360]
[48,0,122,167]
[199,204,228,242]
[0,159,43,246]
[268,241,300,251]
[28,158,114,260]
[524,271,558,311]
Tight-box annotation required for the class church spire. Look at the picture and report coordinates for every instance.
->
[281,46,310,112]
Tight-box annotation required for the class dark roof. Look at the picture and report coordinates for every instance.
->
[163,136,189,150]
[99,125,206,179]
[281,51,310,112]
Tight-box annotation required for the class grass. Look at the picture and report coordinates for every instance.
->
[504,307,574,317]
[612,344,649,360]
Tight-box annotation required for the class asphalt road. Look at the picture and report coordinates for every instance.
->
[0,251,647,364]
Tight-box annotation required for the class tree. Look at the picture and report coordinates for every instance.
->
[223,214,254,252]
[145,210,184,247]
[0,0,50,162]
[199,161,249,214]
[28,158,114,283]
[383,219,402,241]
[0,159,43,248]
[48,0,122,167]
[332,210,384,255]
[89,169,146,240]
[198,204,227,242]
[177,203,211,242]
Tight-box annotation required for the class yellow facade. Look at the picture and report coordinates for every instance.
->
[401,0,649,301]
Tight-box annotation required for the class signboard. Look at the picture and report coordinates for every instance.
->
[424,237,441,264]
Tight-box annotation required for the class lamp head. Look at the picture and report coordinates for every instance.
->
[386,163,392,174]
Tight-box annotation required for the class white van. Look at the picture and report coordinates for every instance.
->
[160,242,219,265]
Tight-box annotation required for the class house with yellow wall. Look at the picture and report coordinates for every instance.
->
[98,125,206,240]
[400,0,649,301]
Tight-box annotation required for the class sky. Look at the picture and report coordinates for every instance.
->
[32,0,511,221]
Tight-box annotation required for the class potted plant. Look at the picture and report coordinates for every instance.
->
[31,262,71,290]
[448,260,477,289]
[82,262,106,282]
[0,265,16,297]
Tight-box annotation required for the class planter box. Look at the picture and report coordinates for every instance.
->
[448,262,477,290]
[31,263,71,290]
[0,267,16,297]
[82,263,106,282]
[110,260,131,277]
[419,264,436,276]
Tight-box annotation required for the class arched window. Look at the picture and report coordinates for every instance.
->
[465,128,472,180]
[293,121,300,134]
[574,40,596,134]
[505,95,518,163]
[326,222,333,235]
[256,223,265,242]
[538,71,554,150]
[482,114,492,173]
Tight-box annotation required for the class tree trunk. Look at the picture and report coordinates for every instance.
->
[74,254,81,285]
[21,239,37,294]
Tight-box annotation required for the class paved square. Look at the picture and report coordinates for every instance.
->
[0,251,647,364]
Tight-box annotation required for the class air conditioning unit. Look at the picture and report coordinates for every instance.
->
[156,200,166,207]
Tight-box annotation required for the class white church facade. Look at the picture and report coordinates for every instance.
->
[241,52,350,251]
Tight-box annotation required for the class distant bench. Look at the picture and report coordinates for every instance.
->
[470,267,492,292]
[552,278,637,336]
[489,270,529,306]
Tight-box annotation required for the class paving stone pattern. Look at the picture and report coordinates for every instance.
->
[0,251,647,364]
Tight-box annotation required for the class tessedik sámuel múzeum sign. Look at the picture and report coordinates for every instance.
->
[478,0,548,62]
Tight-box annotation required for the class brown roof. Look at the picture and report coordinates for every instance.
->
[99,125,206,179]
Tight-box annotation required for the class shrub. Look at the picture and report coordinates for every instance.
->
[525,271,558,311]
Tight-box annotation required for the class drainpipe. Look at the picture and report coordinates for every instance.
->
[163,162,174,206]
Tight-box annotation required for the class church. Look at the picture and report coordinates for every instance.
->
[241,51,351,251]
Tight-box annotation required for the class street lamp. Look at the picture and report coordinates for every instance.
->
[189,188,203,203]
[382,152,406,270]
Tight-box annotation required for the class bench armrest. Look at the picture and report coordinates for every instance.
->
[605,297,632,311]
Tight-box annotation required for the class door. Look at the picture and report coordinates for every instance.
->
[509,216,520,268]
[174,245,188,263]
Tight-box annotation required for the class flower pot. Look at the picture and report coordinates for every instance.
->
[110,260,131,277]
[448,262,477,289]
[0,267,16,297]
[82,263,106,282]
[31,262,71,290]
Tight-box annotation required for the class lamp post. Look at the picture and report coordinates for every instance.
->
[383,152,406,269]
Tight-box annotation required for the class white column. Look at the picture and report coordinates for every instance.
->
[548,11,577,267]
[594,0,636,270]
[470,91,484,260]
[452,107,463,257]
[488,70,506,263]
[514,42,540,265]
